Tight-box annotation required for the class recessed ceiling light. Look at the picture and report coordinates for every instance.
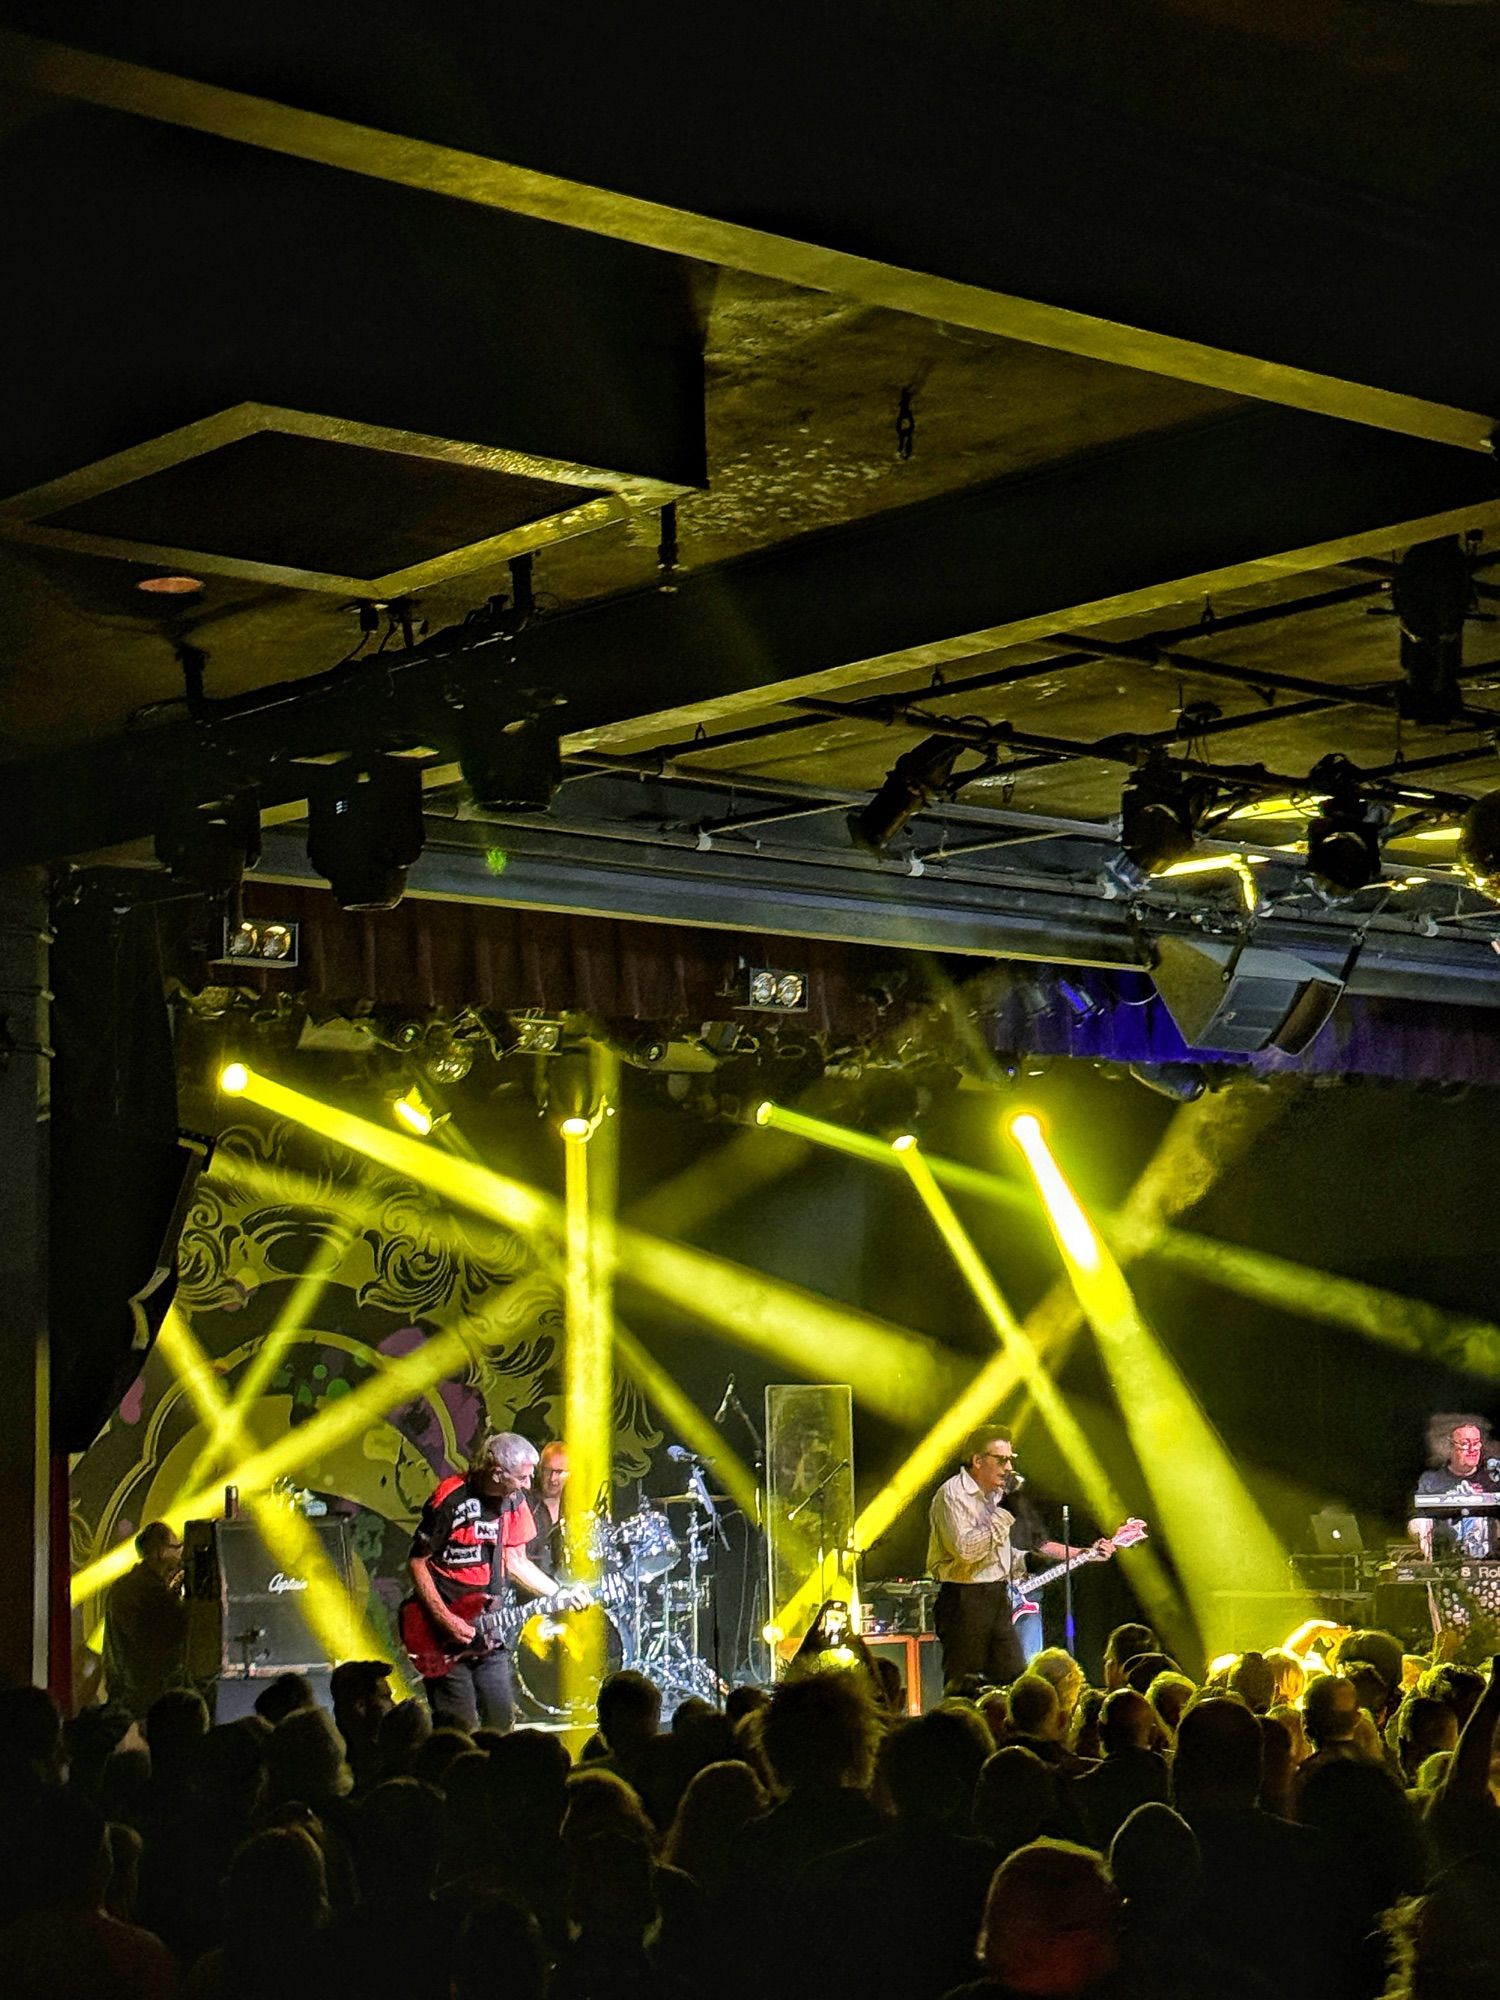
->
[136,574,204,596]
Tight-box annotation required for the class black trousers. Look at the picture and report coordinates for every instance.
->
[423,1646,517,1733]
[935,1580,1026,1690]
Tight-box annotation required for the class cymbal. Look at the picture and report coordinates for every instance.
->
[658,1492,733,1504]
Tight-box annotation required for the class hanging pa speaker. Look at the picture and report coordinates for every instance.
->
[1152,935,1344,1055]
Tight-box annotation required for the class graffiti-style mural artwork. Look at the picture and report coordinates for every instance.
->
[71,1114,661,1654]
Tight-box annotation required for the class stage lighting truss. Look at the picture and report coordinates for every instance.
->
[1119,755,1218,876]
[216,915,299,968]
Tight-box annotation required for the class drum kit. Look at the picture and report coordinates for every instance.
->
[513,1453,731,1724]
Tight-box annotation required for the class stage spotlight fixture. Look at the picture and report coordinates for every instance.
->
[511,1014,563,1054]
[847,734,963,853]
[155,793,262,896]
[1056,976,1103,1020]
[219,1062,249,1095]
[1458,790,1500,900]
[743,965,807,1011]
[391,1085,445,1138]
[753,1100,775,1127]
[217,916,299,967]
[559,1114,593,1139]
[1120,755,1216,875]
[890,1133,918,1153]
[307,756,425,911]
[1304,758,1384,896]
[422,1036,474,1087]
[458,702,564,813]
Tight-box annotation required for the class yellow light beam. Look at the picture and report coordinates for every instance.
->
[223,1069,961,1422]
[613,1325,762,1522]
[1008,1111,1310,1657]
[72,1305,503,1605]
[153,1309,395,1668]
[182,1234,354,1492]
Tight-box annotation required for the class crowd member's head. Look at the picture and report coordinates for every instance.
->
[452,1891,550,2000]
[761,1671,882,1797]
[1228,1652,1275,1715]
[595,1671,662,1765]
[977,1838,1123,1995]
[191,1720,268,1821]
[10,1785,112,1916]
[1067,1687,1106,1761]
[872,1654,905,1717]
[104,1819,143,1923]
[1109,1801,1201,1934]
[881,1707,990,1826]
[1008,1673,1064,1743]
[1425,1412,1492,1480]
[1263,1647,1306,1707]
[724,1685,770,1727]
[1415,1661,1486,1729]
[266,1704,352,1805]
[1146,1672,1196,1738]
[0,1685,66,1794]
[1394,1694,1459,1785]
[1104,1624,1157,1692]
[355,1776,445,1905]
[376,1695,432,1780]
[62,1704,133,1802]
[1122,1651,1179,1697]
[1337,1630,1405,1720]
[1030,1648,1086,1723]
[487,1724,572,1835]
[1099,1688,1159,1757]
[973,1746,1056,1859]
[412,1725,476,1790]
[330,1660,393,1774]
[253,1671,317,1726]
[134,1520,183,1581]
[144,1687,209,1787]
[1304,1671,1363,1753]
[221,1824,328,1959]
[567,1829,659,1946]
[561,1767,655,1850]
[662,1759,766,1884]
[1172,1696,1263,1813]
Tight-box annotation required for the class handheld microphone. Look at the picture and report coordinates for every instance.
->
[666,1444,702,1463]
[713,1374,736,1424]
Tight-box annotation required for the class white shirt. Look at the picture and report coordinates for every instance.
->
[927,1467,1020,1584]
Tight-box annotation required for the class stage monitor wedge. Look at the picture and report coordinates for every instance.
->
[1152,935,1344,1055]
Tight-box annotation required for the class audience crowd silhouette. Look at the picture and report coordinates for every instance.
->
[4,1620,1500,1998]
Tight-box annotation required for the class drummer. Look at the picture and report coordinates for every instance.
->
[525,1440,569,1578]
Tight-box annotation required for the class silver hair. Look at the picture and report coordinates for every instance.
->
[469,1429,539,1477]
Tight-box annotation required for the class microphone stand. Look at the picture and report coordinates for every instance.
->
[788,1458,851,1609]
[1061,1503,1076,1658]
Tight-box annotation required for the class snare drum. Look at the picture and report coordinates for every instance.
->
[614,1506,679,1579]
[513,1603,625,1722]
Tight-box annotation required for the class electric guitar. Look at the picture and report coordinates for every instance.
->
[398,1584,591,1680]
[1009,1518,1149,1624]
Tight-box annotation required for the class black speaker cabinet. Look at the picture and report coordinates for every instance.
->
[1153,935,1344,1055]
[184,1516,354,1680]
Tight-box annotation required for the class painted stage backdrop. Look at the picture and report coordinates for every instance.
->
[70,1111,661,1662]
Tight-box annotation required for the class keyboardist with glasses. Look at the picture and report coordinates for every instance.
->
[1410,1413,1500,1561]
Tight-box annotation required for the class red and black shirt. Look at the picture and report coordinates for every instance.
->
[409,1475,536,1607]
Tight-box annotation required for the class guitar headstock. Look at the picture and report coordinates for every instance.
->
[1111,1518,1149,1548]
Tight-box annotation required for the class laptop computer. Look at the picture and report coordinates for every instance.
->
[1309,1507,1364,1556]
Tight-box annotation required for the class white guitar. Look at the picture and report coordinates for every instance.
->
[1009,1518,1149,1624]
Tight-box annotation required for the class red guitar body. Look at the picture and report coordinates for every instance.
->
[397,1589,503,1680]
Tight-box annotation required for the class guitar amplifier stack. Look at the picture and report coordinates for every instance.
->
[184,1516,355,1692]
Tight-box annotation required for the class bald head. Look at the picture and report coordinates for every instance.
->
[1101,1688,1156,1757]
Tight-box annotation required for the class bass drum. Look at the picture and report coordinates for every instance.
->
[513,1603,624,1723]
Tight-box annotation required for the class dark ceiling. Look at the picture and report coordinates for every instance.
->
[5,3,1500,1011]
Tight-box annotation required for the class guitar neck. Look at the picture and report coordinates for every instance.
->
[1025,1548,1105,1596]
